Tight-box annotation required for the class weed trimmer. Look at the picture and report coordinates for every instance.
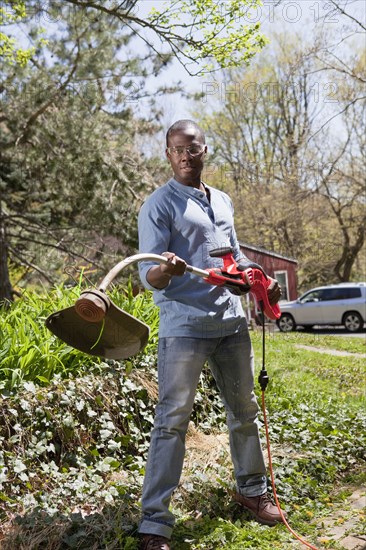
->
[46,247,279,359]
[46,247,319,549]
[46,253,208,359]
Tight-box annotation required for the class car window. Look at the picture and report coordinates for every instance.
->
[321,287,362,301]
[299,290,322,303]
[320,289,340,301]
[337,288,361,299]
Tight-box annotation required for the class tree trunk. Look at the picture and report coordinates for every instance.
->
[334,224,365,282]
[0,204,13,303]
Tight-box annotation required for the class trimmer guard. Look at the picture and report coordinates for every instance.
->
[46,299,150,360]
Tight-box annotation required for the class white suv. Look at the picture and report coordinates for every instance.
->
[277,283,366,333]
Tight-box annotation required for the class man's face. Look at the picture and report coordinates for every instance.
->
[166,126,207,186]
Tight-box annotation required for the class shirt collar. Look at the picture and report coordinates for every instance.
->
[169,178,210,199]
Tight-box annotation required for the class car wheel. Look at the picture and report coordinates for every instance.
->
[343,311,363,332]
[277,314,296,332]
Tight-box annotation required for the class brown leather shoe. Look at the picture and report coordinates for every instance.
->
[234,492,287,526]
[140,534,171,550]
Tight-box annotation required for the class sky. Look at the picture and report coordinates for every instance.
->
[133,0,365,132]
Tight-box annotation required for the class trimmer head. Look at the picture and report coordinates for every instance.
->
[46,291,150,360]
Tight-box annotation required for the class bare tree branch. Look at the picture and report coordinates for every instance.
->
[328,0,366,31]
[308,96,366,142]
[8,245,55,284]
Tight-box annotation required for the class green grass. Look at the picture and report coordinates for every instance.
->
[252,331,365,400]
[271,330,366,353]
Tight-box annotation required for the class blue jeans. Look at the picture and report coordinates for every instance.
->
[138,327,267,538]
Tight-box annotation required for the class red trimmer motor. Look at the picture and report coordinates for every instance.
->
[203,247,281,321]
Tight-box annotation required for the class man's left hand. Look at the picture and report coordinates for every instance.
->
[267,277,282,305]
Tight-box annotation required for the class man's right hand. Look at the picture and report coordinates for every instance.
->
[160,252,187,276]
[146,252,187,289]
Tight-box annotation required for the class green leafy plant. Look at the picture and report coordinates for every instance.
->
[0,282,160,390]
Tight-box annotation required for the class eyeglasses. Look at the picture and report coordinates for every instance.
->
[166,145,206,157]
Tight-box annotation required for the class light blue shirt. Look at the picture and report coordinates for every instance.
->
[138,178,248,338]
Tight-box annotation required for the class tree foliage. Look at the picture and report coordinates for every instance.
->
[0,0,268,301]
[0,1,35,66]
[60,0,267,75]
[0,5,152,300]
[275,0,366,138]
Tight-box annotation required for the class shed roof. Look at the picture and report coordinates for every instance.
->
[239,242,298,265]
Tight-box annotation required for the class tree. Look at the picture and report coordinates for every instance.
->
[0,0,269,301]
[0,5,155,301]
[310,100,366,282]
[199,37,318,254]
[197,35,365,288]
[55,0,268,75]
[274,0,366,139]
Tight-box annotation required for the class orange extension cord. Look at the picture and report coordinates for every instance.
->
[259,312,319,550]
